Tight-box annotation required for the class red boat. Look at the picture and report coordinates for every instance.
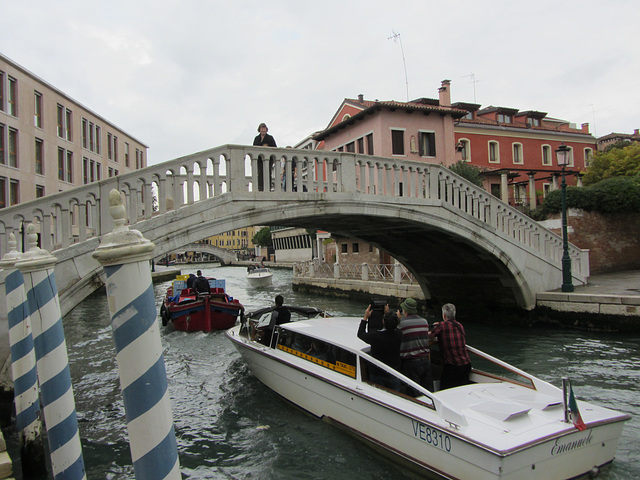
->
[160,276,244,332]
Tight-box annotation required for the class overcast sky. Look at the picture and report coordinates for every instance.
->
[3,1,638,165]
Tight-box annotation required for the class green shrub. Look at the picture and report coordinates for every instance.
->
[541,176,640,214]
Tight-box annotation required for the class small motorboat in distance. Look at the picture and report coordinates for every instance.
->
[246,266,274,287]
[226,316,630,479]
[160,274,243,332]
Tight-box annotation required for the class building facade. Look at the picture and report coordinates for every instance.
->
[313,80,597,208]
[0,53,148,208]
[206,226,260,256]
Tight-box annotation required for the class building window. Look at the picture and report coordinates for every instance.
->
[584,148,594,167]
[8,77,17,116]
[346,142,355,153]
[418,131,436,157]
[357,137,364,154]
[89,122,94,151]
[352,243,359,253]
[34,91,43,128]
[542,145,552,166]
[83,157,89,184]
[58,148,65,181]
[366,133,374,155]
[0,123,4,164]
[107,133,112,159]
[567,147,574,167]
[497,113,512,123]
[36,185,45,198]
[459,139,470,161]
[125,142,130,167]
[512,143,523,164]
[57,105,64,137]
[35,138,44,174]
[65,109,72,141]
[66,151,73,183]
[342,114,351,122]
[0,177,4,208]
[341,243,348,254]
[82,118,88,148]
[113,135,118,162]
[488,141,500,163]
[8,128,18,168]
[95,126,101,154]
[527,117,540,127]
[391,129,405,155]
[9,179,19,206]
[0,72,4,111]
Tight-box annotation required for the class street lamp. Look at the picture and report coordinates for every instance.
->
[555,143,574,292]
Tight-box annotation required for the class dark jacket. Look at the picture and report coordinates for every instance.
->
[357,320,401,370]
[253,133,277,147]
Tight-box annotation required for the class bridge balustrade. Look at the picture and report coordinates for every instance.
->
[0,144,587,279]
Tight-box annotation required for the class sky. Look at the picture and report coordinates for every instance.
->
[2,1,639,165]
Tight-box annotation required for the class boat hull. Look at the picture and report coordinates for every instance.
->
[227,328,628,480]
[165,297,241,332]
[246,273,273,286]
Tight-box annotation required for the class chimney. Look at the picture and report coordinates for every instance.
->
[357,94,364,103]
[581,123,590,133]
[438,79,451,107]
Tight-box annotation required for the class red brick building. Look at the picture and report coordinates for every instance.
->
[313,80,597,208]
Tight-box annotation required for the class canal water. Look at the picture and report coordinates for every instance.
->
[34,265,640,478]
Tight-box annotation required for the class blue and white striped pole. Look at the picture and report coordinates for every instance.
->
[93,189,180,480]
[0,232,46,477]
[16,224,86,479]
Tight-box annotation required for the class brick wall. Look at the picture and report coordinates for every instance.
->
[546,211,640,274]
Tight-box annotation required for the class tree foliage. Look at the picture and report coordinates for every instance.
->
[582,143,640,186]
[252,226,273,247]
[448,161,484,187]
[542,176,640,214]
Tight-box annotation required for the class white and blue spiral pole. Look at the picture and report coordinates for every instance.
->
[0,232,46,477]
[93,190,180,480]
[16,225,86,479]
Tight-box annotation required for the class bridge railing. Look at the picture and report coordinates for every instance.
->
[293,260,416,284]
[0,144,588,280]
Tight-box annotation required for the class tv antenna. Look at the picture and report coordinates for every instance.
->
[463,72,480,103]
[388,30,409,101]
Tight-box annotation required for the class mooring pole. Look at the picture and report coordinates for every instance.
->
[0,232,47,477]
[16,225,86,479]
[93,189,180,479]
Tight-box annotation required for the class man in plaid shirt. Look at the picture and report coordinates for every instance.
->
[429,303,471,390]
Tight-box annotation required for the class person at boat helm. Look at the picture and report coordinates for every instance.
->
[397,298,434,393]
[428,303,472,390]
[186,273,197,290]
[263,295,291,347]
[358,306,402,390]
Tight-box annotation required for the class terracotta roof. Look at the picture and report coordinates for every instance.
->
[314,98,468,141]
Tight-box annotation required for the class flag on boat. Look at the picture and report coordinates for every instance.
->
[569,385,587,431]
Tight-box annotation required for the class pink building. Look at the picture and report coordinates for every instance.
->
[314,80,597,208]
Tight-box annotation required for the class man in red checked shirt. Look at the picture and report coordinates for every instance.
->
[429,303,472,390]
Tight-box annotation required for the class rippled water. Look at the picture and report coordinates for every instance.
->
[41,265,640,478]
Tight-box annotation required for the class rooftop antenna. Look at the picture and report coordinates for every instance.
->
[463,72,480,103]
[388,30,409,101]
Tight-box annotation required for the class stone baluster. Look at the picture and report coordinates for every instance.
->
[92,190,180,480]
[16,225,86,480]
[0,233,46,477]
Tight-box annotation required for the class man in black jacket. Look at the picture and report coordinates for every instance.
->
[253,123,277,191]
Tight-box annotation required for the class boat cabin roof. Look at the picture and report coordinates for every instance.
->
[281,316,368,352]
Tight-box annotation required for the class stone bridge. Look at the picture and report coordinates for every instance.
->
[169,242,237,265]
[0,144,589,358]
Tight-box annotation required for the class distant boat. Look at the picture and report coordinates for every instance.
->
[227,315,630,479]
[160,275,243,332]
[246,267,273,287]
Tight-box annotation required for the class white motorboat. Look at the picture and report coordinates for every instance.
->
[246,267,273,286]
[226,316,630,480]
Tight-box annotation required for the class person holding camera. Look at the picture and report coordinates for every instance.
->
[397,297,434,393]
[358,305,402,389]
